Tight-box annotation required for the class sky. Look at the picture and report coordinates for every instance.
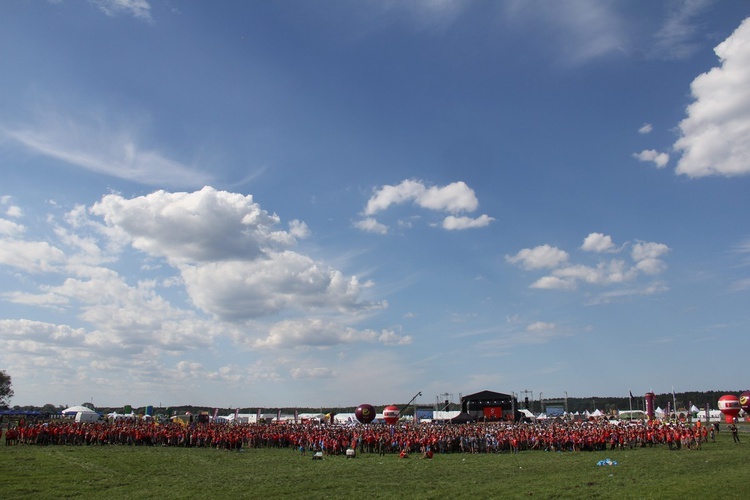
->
[1,0,749,410]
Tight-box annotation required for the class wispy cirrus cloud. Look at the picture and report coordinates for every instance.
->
[649,0,713,60]
[2,116,212,188]
[90,0,153,22]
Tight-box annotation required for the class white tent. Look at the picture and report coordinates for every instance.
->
[61,405,96,415]
[333,413,357,424]
[431,411,461,422]
[518,409,536,420]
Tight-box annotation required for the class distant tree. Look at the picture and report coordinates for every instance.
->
[41,403,58,414]
[0,370,14,407]
[82,402,96,411]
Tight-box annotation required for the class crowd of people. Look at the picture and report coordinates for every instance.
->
[2,417,714,455]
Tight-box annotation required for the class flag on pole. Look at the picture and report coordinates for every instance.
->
[234,407,239,421]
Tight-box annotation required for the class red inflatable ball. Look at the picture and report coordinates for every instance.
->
[739,391,750,414]
[718,394,741,423]
[383,405,400,425]
[355,404,375,424]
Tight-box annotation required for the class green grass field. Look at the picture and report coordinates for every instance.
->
[1,430,748,499]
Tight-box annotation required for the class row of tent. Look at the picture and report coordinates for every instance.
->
[14,405,727,425]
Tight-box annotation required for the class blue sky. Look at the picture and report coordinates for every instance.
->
[1,0,749,410]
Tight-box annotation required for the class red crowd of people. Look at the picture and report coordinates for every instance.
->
[2,418,711,454]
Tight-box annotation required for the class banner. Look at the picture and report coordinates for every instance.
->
[256,408,261,423]
[234,408,239,421]
[483,407,503,420]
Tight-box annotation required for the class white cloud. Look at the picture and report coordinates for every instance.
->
[6,206,22,218]
[526,321,555,332]
[91,0,153,22]
[3,116,210,188]
[581,232,615,253]
[0,239,66,273]
[354,217,388,234]
[631,241,670,262]
[504,0,625,66]
[553,260,636,286]
[419,181,479,213]
[89,187,390,322]
[650,0,712,60]
[255,319,410,348]
[506,244,569,270]
[0,218,25,237]
[442,214,494,230]
[364,179,479,215]
[288,220,310,239]
[633,149,670,168]
[290,366,336,379]
[511,236,670,297]
[587,281,670,305]
[182,253,384,321]
[90,187,289,264]
[361,179,490,232]
[638,123,653,134]
[530,276,576,290]
[674,17,750,177]
[364,179,426,215]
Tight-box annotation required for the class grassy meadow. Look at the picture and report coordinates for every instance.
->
[1,428,748,499]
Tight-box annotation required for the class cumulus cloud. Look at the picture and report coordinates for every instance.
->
[0,187,406,404]
[530,276,576,290]
[0,218,25,237]
[358,179,492,232]
[365,179,479,215]
[182,253,384,321]
[509,235,670,297]
[88,187,388,322]
[673,17,750,177]
[442,214,494,230]
[0,239,66,273]
[633,149,670,169]
[638,123,653,134]
[354,217,388,235]
[581,232,615,253]
[91,187,293,264]
[506,244,569,270]
[1,196,23,219]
